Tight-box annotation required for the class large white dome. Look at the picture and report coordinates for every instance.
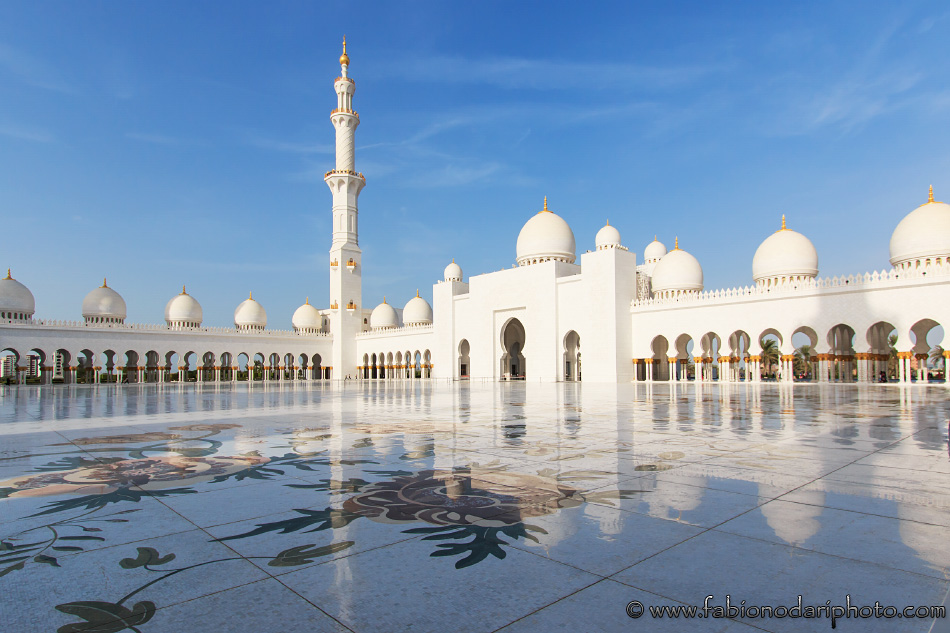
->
[515,197,576,266]
[889,187,950,268]
[403,292,432,325]
[650,240,703,296]
[292,298,323,333]
[752,217,818,285]
[595,221,622,250]
[444,259,462,282]
[643,237,667,263]
[82,279,127,323]
[370,299,398,330]
[164,286,203,326]
[235,292,267,330]
[0,269,35,320]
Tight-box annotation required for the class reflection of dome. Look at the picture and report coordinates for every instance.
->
[234,292,267,331]
[292,298,323,334]
[0,269,35,321]
[82,279,127,324]
[516,197,576,266]
[444,259,462,282]
[758,484,824,546]
[752,216,819,286]
[403,292,432,325]
[595,221,622,250]
[164,286,202,328]
[650,239,703,298]
[889,186,950,269]
[643,237,667,263]
[370,298,398,330]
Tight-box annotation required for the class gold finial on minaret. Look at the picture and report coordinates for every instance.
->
[4,268,11,280]
[674,236,679,250]
[929,185,935,203]
[340,36,350,66]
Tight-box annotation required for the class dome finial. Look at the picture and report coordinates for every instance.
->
[383,296,387,304]
[249,291,253,300]
[781,214,787,230]
[929,185,935,203]
[416,289,420,297]
[542,196,549,213]
[674,236,679,250]
[340,36,350,66]
[4,268,11,280]
[102,277,108,288]
[305,296,310,305]
[181,284,186,294]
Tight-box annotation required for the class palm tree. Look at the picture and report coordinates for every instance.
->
[760,338,779,379]
[887,333,898,378]
[794,344,813,379]
[930,346,945,381]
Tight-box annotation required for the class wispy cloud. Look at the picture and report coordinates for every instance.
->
[375,55,728,91]
[0,123,54,143]
[0,43,75,94]
[125,132,201,146]
[246,135,333,155]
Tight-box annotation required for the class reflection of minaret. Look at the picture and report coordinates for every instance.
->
[326,37,365,379]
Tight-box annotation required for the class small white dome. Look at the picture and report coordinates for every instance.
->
[165,287,203,326]
[370,299,398,329]
[643,237,668,263]
[82,279,127,323]
[752,217,819,285]
[595,222,622,250]
[516,197,576,266]
[889,187,950,268]
[0,269,35,319]
[292,298,323,332]
[403,292,432,325]
[651,240,703,295]
[444,259,462,282]
[235,292,267,330]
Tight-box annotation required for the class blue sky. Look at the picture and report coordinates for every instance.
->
[2,1,949,327]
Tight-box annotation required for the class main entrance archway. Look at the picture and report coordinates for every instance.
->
[500,318,526,380]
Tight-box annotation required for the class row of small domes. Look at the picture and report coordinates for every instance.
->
[369,292,433,329]
[0,276,328,333]
[511,188,950,291]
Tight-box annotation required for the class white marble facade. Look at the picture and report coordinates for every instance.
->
[2,43,949,385]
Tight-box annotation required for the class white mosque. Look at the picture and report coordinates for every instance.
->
[1,42,949,386]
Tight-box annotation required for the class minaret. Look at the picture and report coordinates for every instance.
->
[325,37,365,379]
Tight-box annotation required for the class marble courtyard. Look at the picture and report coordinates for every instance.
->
[1,381,948,632]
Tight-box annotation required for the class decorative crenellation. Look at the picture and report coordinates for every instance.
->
[356,323,435,338]
[0,318,332,337]
[633,260,950,309]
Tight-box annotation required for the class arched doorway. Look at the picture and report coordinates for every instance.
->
[563,331,580,381]
[458,339,470,379]
[500,318,526,380]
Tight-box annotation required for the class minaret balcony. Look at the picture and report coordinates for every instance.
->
[346,301,357,312]
[324,169,365,180]
[347,258,357,272]
[330,259,339,267]
[330,301,339,310]
[330,108,359,118]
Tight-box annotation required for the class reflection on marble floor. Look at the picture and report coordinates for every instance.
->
[0,382,948,632]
